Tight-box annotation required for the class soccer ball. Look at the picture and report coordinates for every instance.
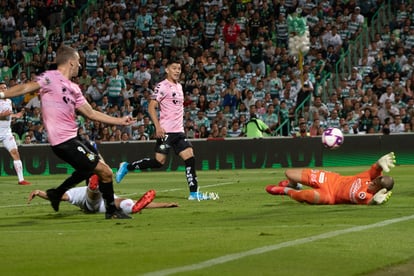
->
[322,127,344,149]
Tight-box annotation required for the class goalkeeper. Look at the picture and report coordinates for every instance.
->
[266,152,396,205]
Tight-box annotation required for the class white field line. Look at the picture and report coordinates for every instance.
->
[141,214,414,276]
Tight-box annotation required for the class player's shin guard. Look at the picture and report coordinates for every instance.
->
[130,158,163,170]
[98,181,117,213]
[184,157,198,192]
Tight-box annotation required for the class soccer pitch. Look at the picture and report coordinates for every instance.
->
[1,166,414,276]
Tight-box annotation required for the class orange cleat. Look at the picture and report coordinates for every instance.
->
[88,174,99,190]
[132,190,156,213]
[265,185,285,195]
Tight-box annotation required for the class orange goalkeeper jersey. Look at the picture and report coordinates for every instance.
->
[303,164,382,204]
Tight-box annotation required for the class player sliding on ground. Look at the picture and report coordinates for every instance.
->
[266,152,396,205]
[27,175,178,214]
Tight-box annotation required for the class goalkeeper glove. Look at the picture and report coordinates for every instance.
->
[377,152,396,173]
[372,188,392,205]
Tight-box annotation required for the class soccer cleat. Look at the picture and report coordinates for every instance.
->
[132,189,156,213]
[46,188,62,211]
[278,180,290,187]
[18,180,31,185]
[105,209,132,219]
[265,185,286,196]
[88,174,99,191]
[115,162,129,183]
[188,191,211,201]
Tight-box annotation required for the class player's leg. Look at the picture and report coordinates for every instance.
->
[267,168,304,191]
[117,190,156,214]
[287,189,333,204]
[178,147,198,192]
[47,139,98,211]
[267,186,332,204]
[84,178,103,213]
[3,133,30,185]
[94,160,131,219]
[175,135,214,200]
[115,138,167,183]
[284,168,305,186]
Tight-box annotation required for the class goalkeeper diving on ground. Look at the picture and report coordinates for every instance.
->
[266,152,396,205]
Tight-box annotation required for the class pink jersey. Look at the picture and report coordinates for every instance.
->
[36,70,87,146]
[152,79,184,133]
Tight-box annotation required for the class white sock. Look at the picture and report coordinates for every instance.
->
[119,199,134,214]
[13,160,24,182]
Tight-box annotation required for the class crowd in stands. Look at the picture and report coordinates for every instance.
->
[1,0,414,145]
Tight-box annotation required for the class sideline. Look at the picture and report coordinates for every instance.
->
[142,214,414,276]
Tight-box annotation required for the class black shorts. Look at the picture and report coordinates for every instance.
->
[155,132,192,155]
[51,136,100,172]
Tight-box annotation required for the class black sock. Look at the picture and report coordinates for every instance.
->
[130,158,163,170]
[184,157,198,192]
[56,171,90,196]
[98,181,117,213]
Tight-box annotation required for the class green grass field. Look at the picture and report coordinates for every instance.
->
[1,165,413,276]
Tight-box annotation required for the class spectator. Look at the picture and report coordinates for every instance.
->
[294,122,311,138]
[309,96,329,121]
[378,99,399,124]
[261,104,278,132]
[133,63,151,88]
[389,115,405,133]
[6,43,24,77]
[309,117,324,137]
[196,124,209,138]
[212,110,229,130]
[105,68,126,109]
[249,38,265,78]
[368,115,383,134]
[378,85,395,105]
[135,6,153,37]
[223,16,241,49]
[1,10,16,45]
[358,107,374,133]
[227,120,242,137]
[84,41,100,76]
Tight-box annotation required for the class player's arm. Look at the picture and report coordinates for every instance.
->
[77,101,135,126]
[360,152,396,180]
[148,99,164,138]
[146,202,179,208]
[28,190,49,203]
[28,190,70,204]
[0,82,41,99]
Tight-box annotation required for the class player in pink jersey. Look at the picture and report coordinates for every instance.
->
[115,58,215,200]
[0,46,135,219]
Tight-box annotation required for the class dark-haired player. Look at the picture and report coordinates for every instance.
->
[116,59,216,200]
